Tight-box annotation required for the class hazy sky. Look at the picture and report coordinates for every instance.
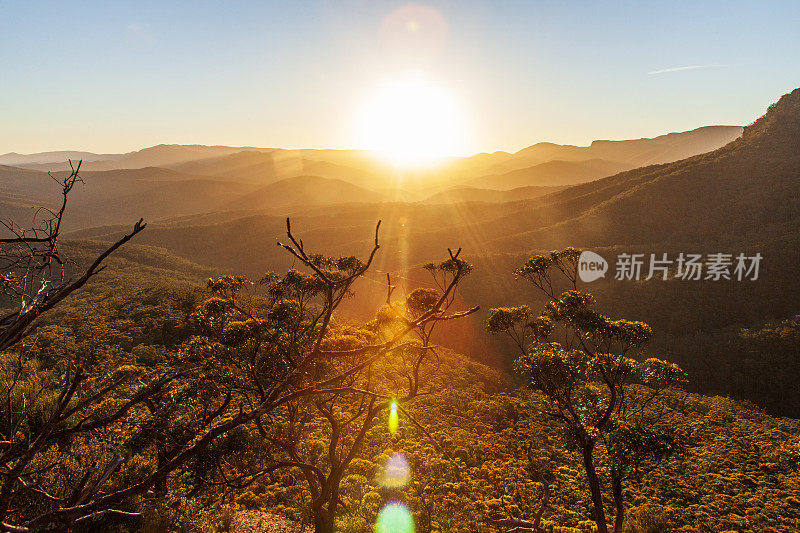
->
[2,0,799,155]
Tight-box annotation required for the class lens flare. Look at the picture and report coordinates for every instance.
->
[379,453,411,488]
[388,400,399,435]
[375,501,415,533]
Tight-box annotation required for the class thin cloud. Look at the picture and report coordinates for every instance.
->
[126,23,157,49]
[648,65,717,75]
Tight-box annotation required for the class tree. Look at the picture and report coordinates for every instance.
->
[0,161,158,531]
[188,243,477,533]
[0,161,146,351]
[487,249,686,533]
[0,165,475,532]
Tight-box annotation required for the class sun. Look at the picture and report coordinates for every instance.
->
[354,76,468,168]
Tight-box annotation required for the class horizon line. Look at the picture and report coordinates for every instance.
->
[0,124,745,161]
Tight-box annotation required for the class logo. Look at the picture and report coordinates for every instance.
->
[578,250,608,282]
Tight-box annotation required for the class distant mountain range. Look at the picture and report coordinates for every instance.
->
[0,151,125,166]
[2,124,742,182]
[489,125,744,170]
[2,146,268,171]
[1,124,744,232]
[80,84,793,272]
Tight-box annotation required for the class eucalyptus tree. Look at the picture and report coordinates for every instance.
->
[190,243,477,533]
[487,249,685,533]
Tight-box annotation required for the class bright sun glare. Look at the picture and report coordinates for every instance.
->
[355,77,468,168]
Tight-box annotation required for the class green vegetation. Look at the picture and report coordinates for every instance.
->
[2,239,799,532]
[1,89,798,532]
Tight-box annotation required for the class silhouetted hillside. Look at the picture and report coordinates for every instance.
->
[172,150,384,187]
[423,184,564,203]
[228,175,386,209]
[0,165,258,229]
[495,90,798,249]
[467,158,630,189]
[485,125,743,174]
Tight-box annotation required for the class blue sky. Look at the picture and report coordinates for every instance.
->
[1,0,798,154]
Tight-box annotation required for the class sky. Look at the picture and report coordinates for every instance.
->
[1,0,799,155]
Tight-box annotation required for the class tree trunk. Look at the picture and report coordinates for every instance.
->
[313,511,334,533]
[611,470,624,533]
[581,443,608,533]
[533,483,550,529]
[154,436,168,497]
[313,477,341,533]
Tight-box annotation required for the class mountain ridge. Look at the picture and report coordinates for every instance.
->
[4,125,743,193]
[226,175,386,210]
